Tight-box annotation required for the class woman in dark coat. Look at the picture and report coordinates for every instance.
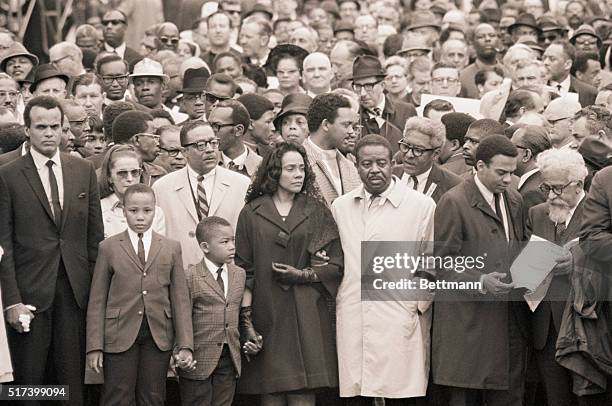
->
[235,142,342,406]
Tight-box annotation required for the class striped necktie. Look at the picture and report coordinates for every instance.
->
[197,175,209,220]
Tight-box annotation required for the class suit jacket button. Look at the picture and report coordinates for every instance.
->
[189,231,196,238]
[143,272,147,277]
[143,290,147,295]
[138,311,143,315]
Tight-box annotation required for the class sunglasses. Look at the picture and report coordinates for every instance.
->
[116,168,142,179]
[102,19,126,26]
[159,37,179,45]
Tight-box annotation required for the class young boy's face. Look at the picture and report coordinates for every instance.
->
[201,225,235,264]
[123,192,156,234]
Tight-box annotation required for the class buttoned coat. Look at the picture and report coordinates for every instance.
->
[331,180,436,398]
[432,177,528,390]
[302,140,361,206]
[180,262,246,380]
[86,231,193,354]
[152,166,250,267]
[235,194,342,394]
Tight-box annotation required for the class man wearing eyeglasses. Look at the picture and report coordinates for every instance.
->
[97,54,131,107]
[430,63,462,98]
[527,148,588,406]
[152,121,250,267]
[204,74,237,119]
[178,67,210,123]
[510,125,551,213]
[393,117,462,204]
[155,23,180,52]
[101,10,142,71]
[352,55,415,155]
[156,124,186,172]
[62,100,91,159]
[0,73,20,121]
[48,42,86,77]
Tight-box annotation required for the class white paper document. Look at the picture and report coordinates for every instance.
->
[524,273,555,312]
[510,235,566,291]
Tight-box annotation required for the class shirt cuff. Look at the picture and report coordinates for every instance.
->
[3,303,22,312]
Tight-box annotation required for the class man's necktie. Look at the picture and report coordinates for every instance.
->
[556,84,562,92]
[494,193,508,240]
[555,222,567,242]
[216,267,225,294]
[227,161,238,172]
[137,233,146,266]
[372,107,382,116]
[46,160,62,227]
[197,175,209,220]
[410,175,419,191]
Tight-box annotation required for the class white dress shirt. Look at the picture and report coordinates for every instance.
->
[221,146,248,168]
[126,226,153,263]
[550,75,571,94]
[30,147,64,212]
[187,164,216,203]
[203,256,228,298]
[104,42,127,59]
[401,167,432,194]
[518,168,539,190]
[475,173,509,242]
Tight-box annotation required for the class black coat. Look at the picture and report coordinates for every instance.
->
[392,163,463,203]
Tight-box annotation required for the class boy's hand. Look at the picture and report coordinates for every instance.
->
[311,250,330,267]
[87,350,103,374]
[243,335,263,362]
[174,349,197,370]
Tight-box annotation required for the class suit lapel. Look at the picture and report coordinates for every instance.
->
[144,233,163,273]
[119,231,143,270]
[564,199,584,243]
[175,168,198,223]
[466,178,501,224]
[59,155,73,231]
[208,169,230,216]
[21,154,55,224]
[201,262,225,298]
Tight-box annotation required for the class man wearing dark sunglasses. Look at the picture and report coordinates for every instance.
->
[101,10,142,71]
[156,23,180,52]
[204,73,237,119]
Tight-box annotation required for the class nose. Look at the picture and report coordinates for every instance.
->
[359,87,367,96]
[176,150,185,159]
[502,172,512,184]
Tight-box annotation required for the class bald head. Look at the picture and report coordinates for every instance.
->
[303,52,334,94]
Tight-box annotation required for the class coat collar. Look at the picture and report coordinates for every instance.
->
[251,193,314,233]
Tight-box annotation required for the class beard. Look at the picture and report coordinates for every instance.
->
[548,201,571,224]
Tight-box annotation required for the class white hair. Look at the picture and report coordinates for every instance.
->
[536,148,588,182]
[403,117,446,148]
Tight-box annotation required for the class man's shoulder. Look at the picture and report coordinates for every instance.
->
[217,165,251,187]
[152,167,186,190]
[433,164,463,187]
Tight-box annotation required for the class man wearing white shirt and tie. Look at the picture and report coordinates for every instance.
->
[393,117,462,203]
[101,9,143,70]
[0,96,104,405]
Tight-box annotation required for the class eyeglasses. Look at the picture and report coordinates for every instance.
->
[160,147,183,157]
[100,74,129,86]
[116,168,142,178]
[352,81,381,92]
[575,39,598,46]
[183,93,205,102]
[209,122,235,132]
[136,133,161,142]
[398,141,437,157]
[539,181,578,196]
[432,77,459,85]
[184,138,220,150]
[102,19,126,26]
[206,93,229,104]
[159,37,179,45]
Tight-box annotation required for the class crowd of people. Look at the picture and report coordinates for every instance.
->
[1,0,612,405]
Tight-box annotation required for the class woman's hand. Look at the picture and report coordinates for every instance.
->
[272,263,319,284]
[311,250,330,267]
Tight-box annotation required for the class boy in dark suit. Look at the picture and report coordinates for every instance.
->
[179,216,262,406]
[86,184,193,406]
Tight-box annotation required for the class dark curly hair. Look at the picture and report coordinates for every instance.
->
[246,142,322,204]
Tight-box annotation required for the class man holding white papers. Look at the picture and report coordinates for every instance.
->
[526,148,587,406]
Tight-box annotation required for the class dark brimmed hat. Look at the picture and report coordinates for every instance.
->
[243,3,273,20]
[579,137,612,171]
[178,67,210,93]
[570,24,602,48]
[334,20,355,34]
[397,35,432,56]
[30,64,69,93]
[350,55,386,81]
[265,44,309,75]
[405,11,440,32]
[337,0,361,10]
[537,15,567,33]
[0,42,39,72]
[518,39,545,55]
[508,13,542,34]
[273,93,313,130]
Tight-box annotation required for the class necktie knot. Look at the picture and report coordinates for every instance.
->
[373,107,382,116]
[46,160,54,168]
[138,232,143,239]
[410,175,419,191]
[197,175,204,182]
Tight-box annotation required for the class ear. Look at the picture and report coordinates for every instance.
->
[248,119,254,131]
[200,241,209,253]
[475,160,485,171]
[522,148,532,162]
[598,129,607,140]
[235,124,245,137]
[321,118,330,132]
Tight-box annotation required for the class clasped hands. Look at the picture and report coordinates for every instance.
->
[87,348,196,374]
[271,250,329,285]
[6,303,36,333]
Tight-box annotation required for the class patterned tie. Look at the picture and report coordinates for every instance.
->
[555,222,567,242]
[137,233,146,266]
[216,267,225,294]
[410,175,419,191]
[46,160,62,227]
[197,175,209,220]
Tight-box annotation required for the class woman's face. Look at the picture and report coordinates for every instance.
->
[177,42,194,58]
[5,56,34,81]
[276,58,301,91]
[278,150,305,195]
[281,113,309,145]
[384,65,409,95]
[110,156,141,196]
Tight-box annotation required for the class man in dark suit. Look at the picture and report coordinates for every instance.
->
[101,9,143,71]
[527,148,588,406]
[432,135,528,406]
[543,41,597,107]
[352,55,407,155]
[510,125,551,213]
[440,112,476,176]
[0,96,104,405]
[393,117,462,203]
